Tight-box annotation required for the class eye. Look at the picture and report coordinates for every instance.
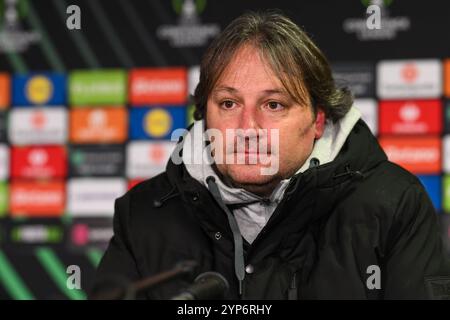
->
[266,101,284,111]
[220,100,236,109]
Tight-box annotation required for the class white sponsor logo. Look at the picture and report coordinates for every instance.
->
[343,0,410,41]
[67,178,126,217]
[71,82,122,96]
[0,144,9,180]
[0,0,41,53]
[88,109,107,127]
[126,141,176,179]
[12,188,63,206]
[354,99,378,135]
[88,227,113,242]
[399,103,420,122]
[156,0,220,48]
[14,225,53,243]
[132,78,184,96]
[377,60,442,98]
[28,148,48,166]
[390,102,429,133]
[384,145,439,163]
[9,107,67,145]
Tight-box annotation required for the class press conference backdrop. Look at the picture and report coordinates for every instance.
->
[0,0,449,299]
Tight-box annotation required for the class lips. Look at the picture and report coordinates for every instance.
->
[234,151,271,155]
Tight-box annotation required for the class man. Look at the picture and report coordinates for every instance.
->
[93,11,450,299]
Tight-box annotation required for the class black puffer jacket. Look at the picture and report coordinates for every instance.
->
[93,120,450,299]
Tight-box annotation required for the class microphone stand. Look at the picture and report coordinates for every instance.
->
[91,260,198,300]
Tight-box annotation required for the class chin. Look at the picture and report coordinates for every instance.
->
[227,164,277,186]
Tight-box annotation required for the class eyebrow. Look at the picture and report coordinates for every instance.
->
[213,86,290,97]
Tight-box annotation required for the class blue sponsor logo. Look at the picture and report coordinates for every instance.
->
[129,106,186,140]
[12,73,66,106]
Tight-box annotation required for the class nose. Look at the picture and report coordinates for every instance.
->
[238,105,260,130]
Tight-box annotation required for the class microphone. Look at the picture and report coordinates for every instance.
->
[171,272,229,300]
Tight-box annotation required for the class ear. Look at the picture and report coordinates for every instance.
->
[314,108,326,139]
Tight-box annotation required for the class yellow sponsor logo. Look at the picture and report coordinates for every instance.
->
[145,109,172,138]
[26,76,53,104]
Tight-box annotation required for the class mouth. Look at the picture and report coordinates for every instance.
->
[234,151,272,155]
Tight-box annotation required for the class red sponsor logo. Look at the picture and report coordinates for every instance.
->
[11,146,67,179]
[379,136,441,174]
[129,68,187,105]
[379,100,442,134]
[401,63,418,83]
[149,143,167,163]
[31,110,47,129]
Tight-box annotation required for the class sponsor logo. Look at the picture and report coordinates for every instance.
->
[354,99,378,135]
[25,76,52,104]
[70,219,113,248]
[25,76,53,104]
[0,73,10,109]
[69,69,127,105]
[126,141,176,179]
[69,108,127,144]
[10,181,65,217]
[156,0,220,48]
[0,181,7,216]
[379,100,442,134]
[377,59,442,99]
[332,62,375,97]
[67,178,126,217]
[145,108,172,137]
[343,0,411,41]
[379,136,441,174]
[11,224,63,244]
[11,146,67,179]
[0,0,41,53]
[129,107,186,140]
[12,73,65,106]
[129,68,187,105]
[0,143,8,180]
[69,145,125,177]
[417,175,441,211]
[9,107,67,145]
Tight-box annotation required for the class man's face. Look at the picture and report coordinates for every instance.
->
[206,45,325,196]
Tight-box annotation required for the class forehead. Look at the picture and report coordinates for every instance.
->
[214,44,284,92]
